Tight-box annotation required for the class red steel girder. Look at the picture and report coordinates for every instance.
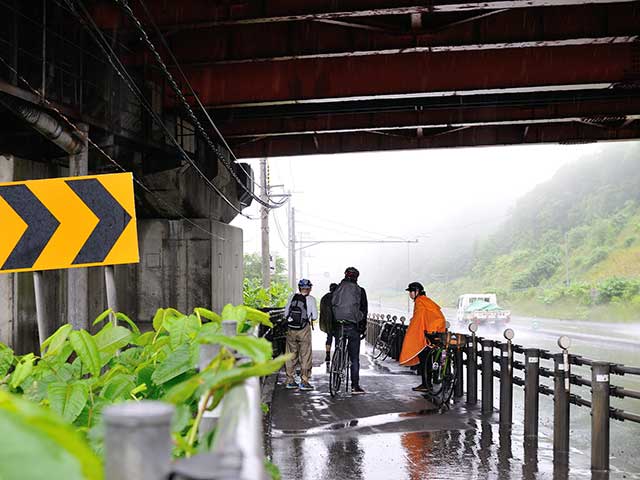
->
[91,0,639,30]
[165,3,640,65]
[180,43,636,107]
[230,121,640,158]
[219,96,640,138]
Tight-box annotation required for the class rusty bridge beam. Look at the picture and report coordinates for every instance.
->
[229,121,640,158]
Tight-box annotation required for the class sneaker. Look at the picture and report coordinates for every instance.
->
[285,382,299,389]
[351,386,366,395]
[299,381,314,391]
[412,384,429,392]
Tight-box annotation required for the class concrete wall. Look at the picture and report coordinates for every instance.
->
[0,154,244,353]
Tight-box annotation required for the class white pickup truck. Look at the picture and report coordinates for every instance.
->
[456,293,511,330]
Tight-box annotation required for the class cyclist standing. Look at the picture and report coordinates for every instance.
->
[399,282,446,392]
[320,283,339,363]
[331,267,368,395]
[284,279,318,391]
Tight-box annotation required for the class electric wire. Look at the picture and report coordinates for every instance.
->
[0,52,226,240]
[113,0,287,210]
[64,0,252,219]
[133,0,271,199]
[273,211,290,249]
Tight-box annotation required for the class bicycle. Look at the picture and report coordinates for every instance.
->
[329,322,351,397]
[372,315,406,361]
[422,330,463,408]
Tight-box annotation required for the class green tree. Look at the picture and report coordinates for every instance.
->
[244,253,287,283]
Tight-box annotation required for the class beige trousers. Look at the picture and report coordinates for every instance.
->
[285,324,313,383]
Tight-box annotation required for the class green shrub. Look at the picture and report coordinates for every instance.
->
[585,247,610,268]
[624,237,636,248]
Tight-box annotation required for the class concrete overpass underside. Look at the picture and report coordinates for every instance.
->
[92,0,640,157]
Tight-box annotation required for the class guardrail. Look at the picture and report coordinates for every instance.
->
[103,319,268,480]
[366,313,640,473]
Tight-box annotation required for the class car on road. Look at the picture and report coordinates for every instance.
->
[456,293,511,330]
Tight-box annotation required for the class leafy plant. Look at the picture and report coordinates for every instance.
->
[0,304,289,470]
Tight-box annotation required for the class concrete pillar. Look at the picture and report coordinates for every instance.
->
[0,155,16,347]
[67,124,89,330]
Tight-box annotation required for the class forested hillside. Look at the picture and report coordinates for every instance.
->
[429,142,640,321]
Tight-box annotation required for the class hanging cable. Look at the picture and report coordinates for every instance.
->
[111,0,287,210]
[64,0,254,219]
[0,52,226,239]
[133,0,271,198]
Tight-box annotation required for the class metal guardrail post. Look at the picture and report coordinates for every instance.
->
[104,401,174,480]
[499,329,514,428]
[454,342,464,399]
[553,351,570,465]
[524,348,540,440]
[481,339,494,413]
[467,326,478,404]
[591,361,611,472]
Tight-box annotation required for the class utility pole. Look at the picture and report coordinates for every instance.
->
[564,231,570,287]
[299,232,305,280]
[288,205,297,289]
[260,158,270,289]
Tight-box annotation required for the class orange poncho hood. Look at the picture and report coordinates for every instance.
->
[399,295,446,367]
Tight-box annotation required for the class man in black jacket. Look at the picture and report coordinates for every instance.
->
[319,283,338,362]
[331,267,368,395]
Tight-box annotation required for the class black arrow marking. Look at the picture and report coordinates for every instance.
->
[66,178,132,265]
[0,184,60,270]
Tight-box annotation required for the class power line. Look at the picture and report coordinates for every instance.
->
[0,52,226,240]
[133,0,270,200]
[114,0,287,210]
[64,0,251,219]
[296,209,407,241]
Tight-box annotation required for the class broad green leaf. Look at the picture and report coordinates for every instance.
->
[132,331,155,346]
[164,374,201,404]
[0,390,103,480]
[194,307,221,324]
[10,353,35,389]
[244,306,273,327]
[200,334,273,363]
[92,309,113,326]
[152,308,165,332]
[47,381,89,423]
[69,330,101,377]
[151,344,194,385]
[172,404,193,433]
[199,356,288,393]
[115,312,141,335]
[197,322,221,341]
[153,308,185,333]
[93,323,133,363]
[0,344,14,378]
[40,324,73,358]
[100,374,135,401]
[165,314,200,349]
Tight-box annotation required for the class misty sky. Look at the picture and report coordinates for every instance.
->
[232,143,610,296]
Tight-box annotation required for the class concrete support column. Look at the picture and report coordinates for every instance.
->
[67,124,89,330]
[0,155,16,346]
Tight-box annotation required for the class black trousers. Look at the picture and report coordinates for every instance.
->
[418,348,432,386]
[344,325,361,388]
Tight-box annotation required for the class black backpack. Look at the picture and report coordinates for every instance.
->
[287,293,309,329]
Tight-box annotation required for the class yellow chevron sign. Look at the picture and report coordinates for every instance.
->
[0,172,138,273]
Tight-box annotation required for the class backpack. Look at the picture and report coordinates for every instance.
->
[287,293,309,329]
[331,281,363,325]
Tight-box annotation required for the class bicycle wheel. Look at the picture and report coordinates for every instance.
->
[371,326,386,360]
[380,326,397,361]
[429,349,445,400]
[329,346,343,397]
[440,356,456,405]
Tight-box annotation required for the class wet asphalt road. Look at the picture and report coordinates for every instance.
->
[268,325,640,480]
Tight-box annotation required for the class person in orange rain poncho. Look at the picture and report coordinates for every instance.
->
[399,282,446,392]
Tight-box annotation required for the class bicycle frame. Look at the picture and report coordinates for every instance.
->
[329,323,351,397]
